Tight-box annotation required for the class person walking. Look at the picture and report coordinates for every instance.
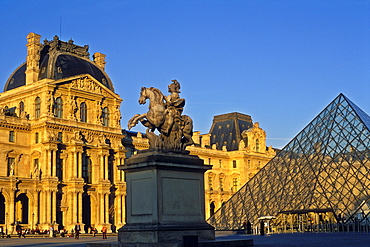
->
[74,222,81,240]
[49,224,54,238]
[16,224,22,238]
[102,225,107,239]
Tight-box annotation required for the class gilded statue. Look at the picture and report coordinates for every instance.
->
[128,80,194,150]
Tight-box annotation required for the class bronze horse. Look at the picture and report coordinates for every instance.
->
[128,86,193,149]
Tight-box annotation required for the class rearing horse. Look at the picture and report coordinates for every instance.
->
[128,87,166,132]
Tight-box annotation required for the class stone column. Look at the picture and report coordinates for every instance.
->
[99,193,105,224]
[76,152,80,178]
[38,191,46,225]
[8,191,15,229]
[51,190,57,223]
[104,155,109,180]
[46,190,52,224]
[52,150,57,177]
[100,155,105,180]
[77,192,82,223]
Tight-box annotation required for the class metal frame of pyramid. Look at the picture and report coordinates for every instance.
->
[208,94,370,230]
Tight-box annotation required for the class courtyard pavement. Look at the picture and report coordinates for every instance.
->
[0,232,369,246]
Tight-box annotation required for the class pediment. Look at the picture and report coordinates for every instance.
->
[56,74,119,99]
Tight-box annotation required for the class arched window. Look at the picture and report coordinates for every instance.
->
[210,202,215,217]
[80,102,87,122]
[19,101,24,116]
[102,107,109,126]
[54,97,63,118]
[35,97,41,118]
[82,154,92,184]
[256,139,260,152]
[35,132,39,143]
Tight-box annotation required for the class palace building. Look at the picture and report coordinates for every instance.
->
[0,33,126,233]
[0,32,276,233]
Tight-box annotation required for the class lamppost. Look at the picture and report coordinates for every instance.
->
[32,213,35,230]
[5,213,8,235]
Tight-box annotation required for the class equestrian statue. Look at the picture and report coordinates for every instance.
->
[128,80,194,150]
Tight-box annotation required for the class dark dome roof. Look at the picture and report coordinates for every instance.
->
[4,63,27,91]
[4,37,114,92]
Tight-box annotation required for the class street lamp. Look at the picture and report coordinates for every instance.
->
[32,213,35,230]
[5,213,8,236]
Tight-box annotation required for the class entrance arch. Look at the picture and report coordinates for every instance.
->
[82,194,91,233]
[15,193,29,224]
[0,193,5,224]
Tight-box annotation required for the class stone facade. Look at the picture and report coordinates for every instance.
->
[0,33,125,233]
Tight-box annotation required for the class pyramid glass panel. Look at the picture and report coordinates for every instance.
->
[208,94,370,230]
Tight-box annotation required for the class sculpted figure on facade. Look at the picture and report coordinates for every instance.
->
[9,161,15,176]
[95,100,102,124]
[68,96,78,120]
[128,80,194,150]
[113,105,122,128]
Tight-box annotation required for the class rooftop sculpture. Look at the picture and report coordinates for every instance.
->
[128,80,194,150]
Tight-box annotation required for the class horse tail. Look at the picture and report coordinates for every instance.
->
[182,115,194,146]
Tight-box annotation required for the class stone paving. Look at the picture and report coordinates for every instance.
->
[216,232,370,247]
[0,232,369,247]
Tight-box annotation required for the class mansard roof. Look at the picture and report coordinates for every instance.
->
[4,35,114,92]
[209,112,253,151]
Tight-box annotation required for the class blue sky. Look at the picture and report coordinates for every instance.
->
[0,0,369,148]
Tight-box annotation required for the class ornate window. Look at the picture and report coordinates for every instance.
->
[35,132,39,143]
[102,107,109,126]
[233,160,237,168]
[82,154,92,184]
[256,139,260,152]
[80,102,87,122]
[19,101,24,116]
[54,97,63,118]
[9,131,15,142]
[35,97,41,118]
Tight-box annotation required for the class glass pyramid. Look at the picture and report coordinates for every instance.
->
[208,94,370,230]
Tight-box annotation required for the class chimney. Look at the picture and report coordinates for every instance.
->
[25,32,41,84]
[93,52,106,70]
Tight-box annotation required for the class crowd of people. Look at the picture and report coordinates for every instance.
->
[0,224,109,239]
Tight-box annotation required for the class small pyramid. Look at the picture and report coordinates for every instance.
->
[208,94,370,229]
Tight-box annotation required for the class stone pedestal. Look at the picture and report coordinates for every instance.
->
[118,149,215,245]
